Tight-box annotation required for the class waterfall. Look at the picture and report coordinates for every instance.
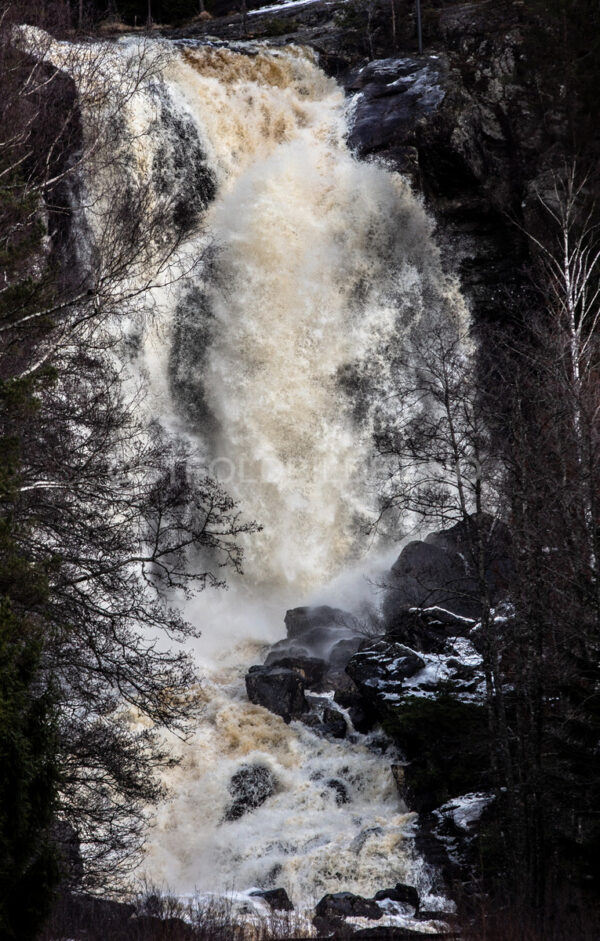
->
[32,29,464,921]
[141,42,448,591]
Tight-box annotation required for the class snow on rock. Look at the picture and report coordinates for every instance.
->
[436,792,495,832]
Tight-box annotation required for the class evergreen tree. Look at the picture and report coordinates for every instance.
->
[0,603,60,941]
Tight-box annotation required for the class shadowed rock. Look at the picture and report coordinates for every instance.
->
[323,706,347,739]
[263,654,327,688]
[326,778,349,805]
[374,883,420,912]
[315,891,382,921]
[249,887,294,911]
[245,666,308,722]
[284,605,362,640]
[346,641,425,702]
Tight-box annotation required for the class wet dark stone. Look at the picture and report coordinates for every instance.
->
[245,666,307,722]
[329,635,364,669]
[315,891,382,921]
[323,707,347,739]
[347,56,445,159]
[284,605,361,639]
[249,887,294,911]
[373,883,420,912]
[425,517,513,601]
[350,826,383,854]
[383,516,514,632]
[263,654,327,688]
[301,713,324,731]
[334,689,376,734]
[383,539,478,623]
[348,703,374,734]
[446,658,478,681]
[391,763,406,799]
[384,608,457,654]
[313,913,345,936]
[224,764,275,821]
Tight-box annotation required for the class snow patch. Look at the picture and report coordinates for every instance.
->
[436,792,495,831]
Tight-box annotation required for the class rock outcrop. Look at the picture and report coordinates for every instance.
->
[245,666,308,723]
[374,882,420,913]
[249,887,294,911]
[383,516,513,629]
[315,890,383,921]
[245,604,367,727]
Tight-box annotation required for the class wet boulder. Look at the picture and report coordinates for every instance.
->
[383,516,514,631]
[391,763,407,800]
[315,891,382,921]
[224,764,276,821]
[329,635,364,669]
[279,605,364,665]
[263,654,327,689]
[284,605,362,640]
[334,689,376,734]
[347,56,445,163]
[261,606,368,697]
[322,706,347,739]
[385,608,464,654]
[374,883,420,913]
[245,666,307,722]
[249,887,293,911]
[426,516,513,601]
[350,826,384,854]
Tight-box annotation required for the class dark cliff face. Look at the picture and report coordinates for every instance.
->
[330,0,566,327]
[168,0,577,328]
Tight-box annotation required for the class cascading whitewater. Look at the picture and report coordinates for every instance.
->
[143,42,452,590]
[28,28,466,918]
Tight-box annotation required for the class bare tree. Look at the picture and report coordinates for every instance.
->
[374,311,517,807]
[492,169,600,910]
[0,11,255,892]
[523,168,600,628]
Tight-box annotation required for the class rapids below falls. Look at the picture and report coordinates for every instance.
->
[35,27,469,929]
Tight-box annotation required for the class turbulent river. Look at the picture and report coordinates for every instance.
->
[33,28,466,925]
